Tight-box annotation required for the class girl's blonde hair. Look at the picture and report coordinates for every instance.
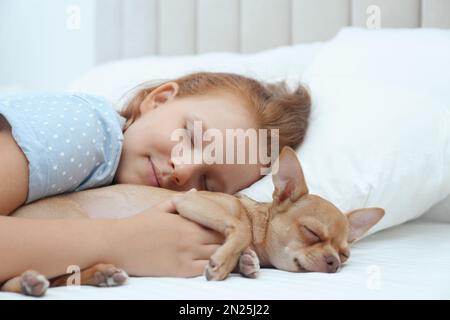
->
[119,72,311,154]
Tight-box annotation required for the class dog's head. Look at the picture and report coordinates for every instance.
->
[264,147,384,273]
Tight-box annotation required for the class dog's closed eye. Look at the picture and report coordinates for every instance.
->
[301,225,321,244]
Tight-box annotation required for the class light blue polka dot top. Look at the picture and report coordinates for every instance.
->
[0,92,126,204]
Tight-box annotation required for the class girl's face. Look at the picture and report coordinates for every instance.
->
[115,82,263,194]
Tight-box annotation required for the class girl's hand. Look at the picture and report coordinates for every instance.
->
[107,199,224,277]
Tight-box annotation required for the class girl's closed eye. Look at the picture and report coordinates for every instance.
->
[184,120,194,147]
[186,119,210,191]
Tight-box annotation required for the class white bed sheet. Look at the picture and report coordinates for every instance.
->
[2,217,449,300]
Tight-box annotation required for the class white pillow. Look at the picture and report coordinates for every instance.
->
[69,42,324,107]
[240,27,450,235]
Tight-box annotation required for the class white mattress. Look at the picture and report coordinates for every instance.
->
[2,217,449,300]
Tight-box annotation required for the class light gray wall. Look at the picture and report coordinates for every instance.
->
[0,0,95,90]
[95,0,450,63]
[1,0,449,90]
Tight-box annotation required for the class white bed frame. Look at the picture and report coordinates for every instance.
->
[94,0,450,63]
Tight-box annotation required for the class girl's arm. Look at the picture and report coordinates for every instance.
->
[0,215,110,282]
[0,201,223,283]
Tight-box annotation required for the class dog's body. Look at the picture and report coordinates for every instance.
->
[2,147,384,297]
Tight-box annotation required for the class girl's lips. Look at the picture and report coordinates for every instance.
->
[148,157,161,187]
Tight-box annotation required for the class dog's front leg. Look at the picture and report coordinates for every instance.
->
[172,192,252,281]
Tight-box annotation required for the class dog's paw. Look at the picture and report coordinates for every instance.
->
[93,264,129,287]
[21,270,49,297]
[238,248,260,278]
[204,256,235,281]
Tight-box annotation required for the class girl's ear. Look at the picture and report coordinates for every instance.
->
[139,81,180,114]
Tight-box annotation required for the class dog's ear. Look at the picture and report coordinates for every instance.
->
[272,147,308,206]
[346,208,385,243]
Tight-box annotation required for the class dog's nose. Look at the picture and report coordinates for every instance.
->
[324,255,339,273]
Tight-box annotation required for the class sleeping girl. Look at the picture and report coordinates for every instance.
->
[0,72,310,284]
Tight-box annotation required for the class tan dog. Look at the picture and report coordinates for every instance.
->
[1,147,384,297]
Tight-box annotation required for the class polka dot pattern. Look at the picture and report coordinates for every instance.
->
[0,92,126,203]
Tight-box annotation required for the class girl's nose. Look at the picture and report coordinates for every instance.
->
[171,163,201,187]
[169,159,185,186]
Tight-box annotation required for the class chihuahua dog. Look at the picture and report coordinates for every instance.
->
[2,146,384,297]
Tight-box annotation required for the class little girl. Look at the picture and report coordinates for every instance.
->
[0,72,310,282]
